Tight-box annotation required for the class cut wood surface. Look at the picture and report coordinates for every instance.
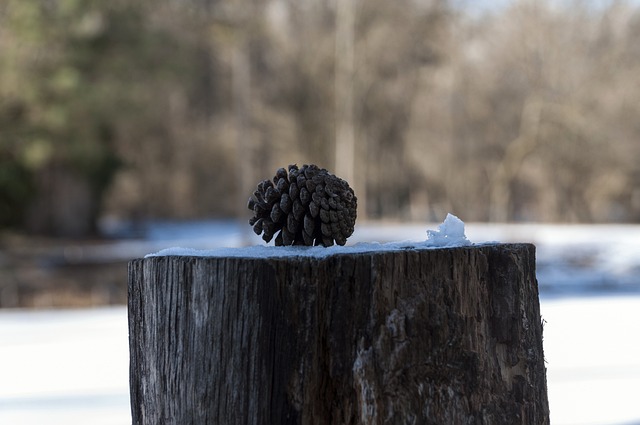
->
[128,244,549,424]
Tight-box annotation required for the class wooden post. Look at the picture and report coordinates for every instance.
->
[128,244,549,424]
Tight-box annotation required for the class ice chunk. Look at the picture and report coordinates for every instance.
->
[423,213,472,248]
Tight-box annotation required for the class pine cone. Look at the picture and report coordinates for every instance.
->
[248,164,357,247]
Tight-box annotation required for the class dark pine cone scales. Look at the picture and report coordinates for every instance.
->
[248,164,357,247]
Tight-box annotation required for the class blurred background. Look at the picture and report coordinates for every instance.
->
[3,0,640,307]
[1,0,640,423]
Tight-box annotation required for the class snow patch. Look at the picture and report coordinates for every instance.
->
[145,213,474,258]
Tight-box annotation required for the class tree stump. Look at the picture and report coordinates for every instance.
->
[128,244,549,424]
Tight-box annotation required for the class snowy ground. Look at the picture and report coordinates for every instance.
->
[543,296,640,425]
[0,308,130,425]
[1,221,640,424]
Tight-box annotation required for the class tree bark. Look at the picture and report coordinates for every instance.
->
[128,244,549,424]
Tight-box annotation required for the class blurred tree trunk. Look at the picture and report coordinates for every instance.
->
[26,165,98,238]
[335,0,360,216]
[233,40,254,235]
[489,97,542,222]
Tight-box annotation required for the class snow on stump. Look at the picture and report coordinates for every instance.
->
[128,244,549,424]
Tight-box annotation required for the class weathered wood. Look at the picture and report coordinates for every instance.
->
[128,244,549,424]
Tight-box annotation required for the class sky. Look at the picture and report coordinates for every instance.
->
[455,0,640,15]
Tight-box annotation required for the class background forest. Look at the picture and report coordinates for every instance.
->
[2,0,640,238]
